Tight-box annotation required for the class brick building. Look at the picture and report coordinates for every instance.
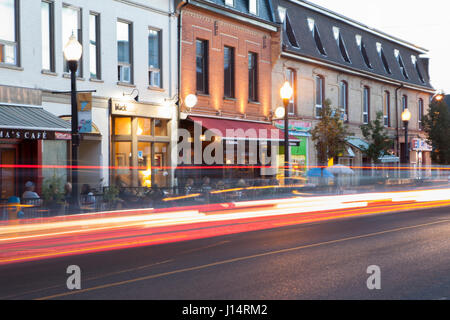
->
[175,0,285,184]
[271,0,435,177]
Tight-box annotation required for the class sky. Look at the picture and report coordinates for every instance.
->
[307,0,449,93]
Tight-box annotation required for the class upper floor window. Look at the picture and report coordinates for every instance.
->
[248,52,258,102]
[286,68,296,115]
[339,81,348,121]
[117,20,132,83]
[356,35,372,69]
[315,75,324,118]
[376,42,391,74]
[148,28,162,88]
[196,39,208,94]
[249,0,258,15]
[333,27,350,63]
[63,5,82,76]
[402,94,408,111]
[418,98,424,130]
[395,50,409,79]
[89,12,101,79]
[308,18,326,56]
[42,1,54,72]
[363,86,370,124]
[225,0,234,7]
[383,91,390,127]
[0,0,18,66]
[411,56,425,83]
[224,46,235,98]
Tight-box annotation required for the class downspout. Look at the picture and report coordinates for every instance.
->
[177,0,189,125]
[395,83,404,159]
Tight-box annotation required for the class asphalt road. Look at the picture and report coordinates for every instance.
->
[0,205,449,300]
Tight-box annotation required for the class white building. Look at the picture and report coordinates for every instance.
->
[0,0,179,198]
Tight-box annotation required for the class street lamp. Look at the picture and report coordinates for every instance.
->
[184,94,198,112]
[64,34,82,213]
[401,108,412,165]
[280,81,293,182]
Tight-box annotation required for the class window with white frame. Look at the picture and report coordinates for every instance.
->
[286,68,296,115]
[339,81,348,121]
[117,20,132,83]
[89,12,101,79]
[148,28,162,88]
[0,0,18,66]
[42,1,54,71]
[383,91,390,127]
[62,4,82,76]
[418,98,424,130]
[315,75,324,118]
[249,0,258,15]
[363,86,370,124]
[225,0,234,7]
[402,94,408,111]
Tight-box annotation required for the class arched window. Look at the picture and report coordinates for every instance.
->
[315,75,324,118]
[339,81,348,121]
[418,98,424,130]
[363,87,370,124]
[383,91,390,127]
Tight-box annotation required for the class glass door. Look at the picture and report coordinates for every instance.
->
[0,148,17,199]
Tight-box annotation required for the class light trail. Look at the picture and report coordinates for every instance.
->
[0,188,449,265]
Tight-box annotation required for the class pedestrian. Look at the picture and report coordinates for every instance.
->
[184,178,194,195]
[22,181,40,200]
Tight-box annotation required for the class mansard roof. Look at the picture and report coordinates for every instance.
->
[275,0,433,90]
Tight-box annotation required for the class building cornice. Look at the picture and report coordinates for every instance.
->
[281,51,435,94]
[188,0,278,32]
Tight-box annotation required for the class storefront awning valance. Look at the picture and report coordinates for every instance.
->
[0,105,71,132]
[379,155,400,163]
[189,116,299,142]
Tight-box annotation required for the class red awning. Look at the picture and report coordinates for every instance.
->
[189,116,298,142]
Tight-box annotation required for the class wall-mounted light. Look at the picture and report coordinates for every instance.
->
[123,89,139,102]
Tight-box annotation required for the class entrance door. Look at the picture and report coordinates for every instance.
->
[0,148,17,199]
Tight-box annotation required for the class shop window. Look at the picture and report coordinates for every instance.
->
[114,142,132,187]
[137,118,151,136]
[154,119,168,137]
[138,142,151,187]
[114,117,131,135]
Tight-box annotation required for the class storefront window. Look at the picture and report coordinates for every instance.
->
[154,119,167,136]
[114,142,132,187]
[137,118,151,136]
[138,142,151,187]
[154,143,168,187]
[114,117,131,135]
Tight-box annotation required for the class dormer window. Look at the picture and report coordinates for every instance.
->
[249,0,258,15]
[225,0,234,7]
[395,49,409,79]
[333,27,351,63]
[411,56,425,83]
[307,18,326,56]
[284,13,299,48]
[356,35,372,69]
[376,42,391,74]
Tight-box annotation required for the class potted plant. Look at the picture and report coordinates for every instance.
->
[41,176,66,216]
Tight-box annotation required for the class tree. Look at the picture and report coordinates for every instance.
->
[311,99,351,167]
[422,98,450,164]
[360,111,394,164]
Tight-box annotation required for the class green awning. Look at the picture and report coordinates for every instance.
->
[0,105,71,131]
[346,137,369,151]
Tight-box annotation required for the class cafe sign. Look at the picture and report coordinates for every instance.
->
[0,129,70,140]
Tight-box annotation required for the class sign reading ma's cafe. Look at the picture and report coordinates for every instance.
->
[0,129,71,140]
